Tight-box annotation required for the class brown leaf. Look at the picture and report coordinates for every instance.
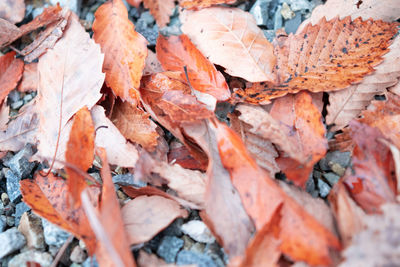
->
[66,107,94,206]
[156,34,230,101]
[0,18,21,47]
[237,17,398,104]
[91,105,139,168]
[111,100,159,151]
[144,0,175,27]
[0,51,24,103]
[180,7,276,83]
[34,15,104,168]
[343,121,397,213]
[122,195,188,245]
[18,63,38,92]
[0,0,25,24]
[93,0,147,104]
[168,140,207,171]
[326,36,400,131]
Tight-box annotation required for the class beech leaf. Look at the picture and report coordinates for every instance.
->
[0,51,24,103]
[179,0,237,9]
[143,0,175,27]
[18,63,38,92]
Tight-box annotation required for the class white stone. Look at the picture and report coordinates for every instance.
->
[8,250,53,267]
[181,220,215,244]
[0,228,26,259]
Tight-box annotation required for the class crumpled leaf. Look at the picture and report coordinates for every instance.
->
[18,63,38,92]
[179,0,237,9]
[0,51,24,103]
[34,14,104,168]
[237,17,398,104]
[111,100,159,151]
[91,105,139,168]
[122,195,188,245]
[66,107,94,206]
[0,0,25,24]
[343,121,397,214]
[20,173,99,254]
[181,7,276,83]
[144,0,175,27]
[168,140,207,171]
[326,36,400,131]
[93,0,147,104]
[156,34,230,101]
[211,120,340,265]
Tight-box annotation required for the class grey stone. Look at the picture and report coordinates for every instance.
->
[306,174,319,198]
[129,7,140,19]
[5,170,21,203]
[15,202,30,225]
[139,11,155,26]
[112,173,146,187]
[18,212,45,249]
[8,250,53,267]
[0,228,26,259]
[42,219,70,247]
[157,236,184,263]
[177,250,217,267]
[85,12,95,24]
[8,90,20,104]
[82,256,99,267]
[1,193,9,206]
[323,172,340,186]
[136,23,159,45]
[23,94,33,103]
[4,144,35,179]
[11,100,24,110]
[263,29,276,42]
[181,220,215,244]
[70,245,87,263]
[50,0,80,15]
[190,243,205,254]
[326,151,351,168]
[182,235,195,250]
[163,218,183,237]
[0,201,4,215]
[319,158,330,171]
[6,216,15,227]
[318,179,331,198]
[0,215,6,232]
[250,0,272,26]
[286,0,313,12]
[274,6,283,30]
[284,11,302,33]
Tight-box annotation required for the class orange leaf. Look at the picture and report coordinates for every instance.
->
[343,121,397,213]
[181,7,276,83]
[143,0,175,27]
[20,173,98,254]
[156,34,230,101]
[179,0,237,9]
[0,51,24,103]
[111,100,159,151]
[237,17,398,104]
[93,0,147,104]
[211,121,340,266]
[65,107,95,206]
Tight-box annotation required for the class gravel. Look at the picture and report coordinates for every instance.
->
[42,219,70,248]
[157,236,184,263]
[0,228,26,259]
[177,250,217,267]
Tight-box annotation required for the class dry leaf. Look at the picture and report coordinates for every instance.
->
[137,250,178,267]
[93,0,147,104]
[122,195,188,245]
[18,63,38,92]
[111,100,159,151]
[91,105,139,168]
[0,18,21,47]
[179,0,237,9]
[326,36,400,131]
[144,0,175,27]
[126,0,143,8]
[0,0,25,24]
[35,15,104,168]
[156,34,230,101]
[181,7,276,83]
[0,51,24,103]
[168,140,207,171]
[237,17,398,104]
[143,49,163,75]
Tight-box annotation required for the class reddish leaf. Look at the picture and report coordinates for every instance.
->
[65,107,95,206]
[168,140,207,171]
[143,0,175,27]
[126,0,142,8]
[237,17,398,104]
[93,0,147,104]
[0,51,24,103]
[343,121,397,213]
[179,0,237,9]
[18,63,38,92]
[20,173,98,254]
[211,120,340,265]
[156,34,230,101]
[0,18,21,47]
[111,100,159,151]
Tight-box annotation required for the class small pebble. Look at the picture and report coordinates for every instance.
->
[181,220,215,244]
[42,219,70,247]
[6,216,15,227]
[281,2,295,20]
[70,245,87,263]
[156,236,184,263]
[18,212,45,249]
[318,179,331,198]
[8,250,52,267]
[177,250,217,267]
[250,0,271,26]
[274,6,283,30]
[323,172,340,186]
[0,215,6,232]
[11,100,24,110]
[1,193,9,206]
[0,228,26,259]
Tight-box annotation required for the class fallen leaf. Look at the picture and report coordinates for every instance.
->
[180,7,276,83]
[143,49,163,75]
[156,34,230,101]
[91,105,139,168]
[20,173,98,254]
[343,121,397,213]
[137,250,178,267]
[0,102,9,131]
[0,51,24,103]
[0,0,25,24]
[65,107,94,206]
[93,0,147,104]
[126,0,143,8]
[111,100,159,151]
[122,195,188,245]
[326,36,400,131]
[0,18,21,47]
[143,0,175,27]
[168,140,207,171]
[18,63,38,92]
[237,17,398,104]
[179,0,237,9]
[35,14,104,168]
